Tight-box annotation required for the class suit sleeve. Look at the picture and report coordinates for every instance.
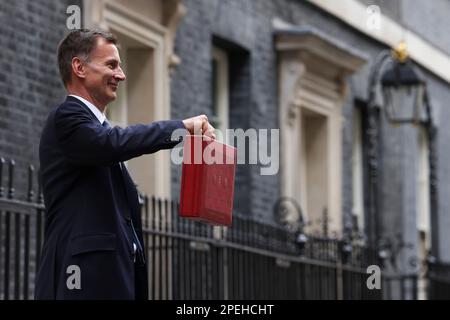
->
[54,102,186,166]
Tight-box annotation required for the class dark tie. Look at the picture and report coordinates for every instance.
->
[102,119,111,128]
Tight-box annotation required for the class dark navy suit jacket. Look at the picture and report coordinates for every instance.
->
[35,96,184,299]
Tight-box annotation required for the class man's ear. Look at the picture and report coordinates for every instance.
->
[71,57,87,80]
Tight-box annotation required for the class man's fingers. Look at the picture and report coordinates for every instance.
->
[182,114,215,138]
[204,128,216,140]
[202,118,209,132]
[192,118,203,135]
[204,122,216,139]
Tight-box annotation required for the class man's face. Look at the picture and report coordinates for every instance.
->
[82,37,125,106]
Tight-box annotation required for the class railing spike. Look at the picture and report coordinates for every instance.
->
[27,164,35,202]
[37,168,44,204]
[8,159,15,199]
[0,157,5,198]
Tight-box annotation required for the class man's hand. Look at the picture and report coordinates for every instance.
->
[182,114,216,140]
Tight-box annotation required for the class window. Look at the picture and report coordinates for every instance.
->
[211,47,229,142]
[417,127,430,300]
[299,107,329,231]
[417,127,430,246]
[352,107,365,234]
[417,127,431,250]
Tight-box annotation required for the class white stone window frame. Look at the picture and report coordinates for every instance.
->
[275,23,367,236]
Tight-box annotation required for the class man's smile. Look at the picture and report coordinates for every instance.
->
[108,82,118,90]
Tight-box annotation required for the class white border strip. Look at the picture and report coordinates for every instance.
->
[307,0,450,84]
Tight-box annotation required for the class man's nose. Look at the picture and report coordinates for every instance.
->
[114,67,126,81]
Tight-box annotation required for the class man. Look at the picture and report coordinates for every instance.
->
[34,29,215,299]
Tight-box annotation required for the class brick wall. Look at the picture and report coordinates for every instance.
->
[0,0,81,200]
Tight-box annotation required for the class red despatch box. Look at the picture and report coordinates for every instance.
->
[179,135,237,226]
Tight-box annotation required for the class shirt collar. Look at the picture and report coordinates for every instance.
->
[69,94,106,125]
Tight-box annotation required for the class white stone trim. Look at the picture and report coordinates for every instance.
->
[278,56,342,233]
[277,30,366,236]
[307,0,450,84]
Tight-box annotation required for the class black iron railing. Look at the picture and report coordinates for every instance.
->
[428,260,450,299]
[140,196,383,300]
[0,158,45,300]
[0,156,448,300]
